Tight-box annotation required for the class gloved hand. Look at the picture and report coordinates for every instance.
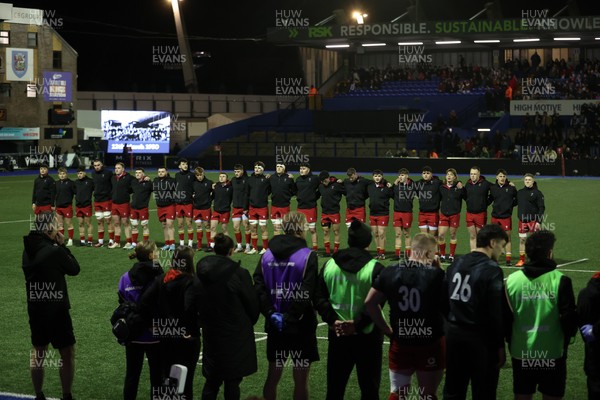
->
[581,324,595,343]
[270,312,285,332]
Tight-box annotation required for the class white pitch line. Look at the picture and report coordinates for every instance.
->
[502,266,594,273]
[557,258,589,268]
[0,219,30,224]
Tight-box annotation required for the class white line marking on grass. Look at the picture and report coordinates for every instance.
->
[557,258,589,268]
[0,393,60,399]
[502,266,594,273]
[0,219,29,224]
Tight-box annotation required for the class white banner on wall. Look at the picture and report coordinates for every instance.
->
[510,100,600,116]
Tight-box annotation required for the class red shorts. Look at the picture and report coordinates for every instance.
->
[298,207,317,224]
[270,206,290,220]
[94,200,112,213]
[33,205,53,215]
[389,337,446,372]
[439,213,460,228]
[232,207,247,220]
[76,205,93,218]
[130,208,149,221]
[321,213,341,225]
[492,216,512,231]
[418,212,439,228]
[346,207,366,223]
[157,205,176,222]
[211,211,230,223]
[193,208,211,222]
[248,206,268,221]
[466,212,487,228]
[55,206,73,218]
[111,203,130,218]
[176,203,193,218]
[393,211,413,229]
[519,220,540,234]
[369,215,389,226]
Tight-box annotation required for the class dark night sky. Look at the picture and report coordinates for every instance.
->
[11,0,600,94]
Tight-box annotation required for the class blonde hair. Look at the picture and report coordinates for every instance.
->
[128,241,157,261]
[410,233,437,262]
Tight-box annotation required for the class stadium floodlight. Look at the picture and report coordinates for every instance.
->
[477,128,491,132]
[325,44,350,48]
[474,39,500,43]
[596,38,600,40]
[435,41,461,45]
[362,43,386,47]
[553,37,580,41]
[513,38,540,42]
[352,11,368,24]
[398,41,423,45]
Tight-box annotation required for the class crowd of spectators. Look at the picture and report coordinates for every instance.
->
[336,57,600,101]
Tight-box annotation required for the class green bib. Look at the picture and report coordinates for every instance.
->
[506,269,564,359]
[323,258,377,334]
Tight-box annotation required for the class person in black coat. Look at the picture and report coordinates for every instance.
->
[578,272,600,400]
[196,233,260,400]
[140,246,200,399]
[23,211,80,400]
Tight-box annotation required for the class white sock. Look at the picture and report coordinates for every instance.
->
[180,240,184,246]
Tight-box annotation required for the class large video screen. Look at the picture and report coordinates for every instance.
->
[101,110,170,154]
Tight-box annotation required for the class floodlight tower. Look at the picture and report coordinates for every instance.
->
[170,0,198,93]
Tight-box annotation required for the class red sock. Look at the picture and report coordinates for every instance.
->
[67,228,74,239]
[87,235,93,243]
[252,238,258,249]
[109,231,115,241]
[520,254,525,261]
[262,239,268,250]
[98,231,104,240]
[324,242,331,254]
[115,235,120,243]
[167,240,173,246]
[395,248,400,256]
[388,393,400,400]
[245,233,251,246]
[235,232,242,245]
[439,243,446,256]
[207,232,212,245]
[406,248,411,258]
[80,235,85,242]
[313,245,318,251]
[59,228,64,235]
[196,231,203,246]
[450,242,457,256]
[334,242,340,253]
[132,233,138,243]
[377,247,381,255]
[143,234,149,242]
[178,232,184,241]
[188,231,194,241]
[126,237,132,244]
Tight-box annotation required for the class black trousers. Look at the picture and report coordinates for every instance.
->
[124,342,162,400]
[202,377,243,400]
[326,329,383,400]
[443,326,500,400]
[160,337,201,399]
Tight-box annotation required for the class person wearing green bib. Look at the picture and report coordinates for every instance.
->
[315,220,385,400]
[504,230,577,400]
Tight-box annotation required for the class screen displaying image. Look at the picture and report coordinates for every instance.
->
[101,110,170,154]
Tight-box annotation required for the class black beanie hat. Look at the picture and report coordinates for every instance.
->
[319,170,330,181]
[348,220,372,248]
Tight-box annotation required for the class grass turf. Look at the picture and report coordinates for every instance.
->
[1,172,599,399]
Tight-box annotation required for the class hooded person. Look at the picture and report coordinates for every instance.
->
[22,211,80,400]
[253,211,319,400]
[139,246,200,399]
[195,233,259,400]
[315,220,385,400]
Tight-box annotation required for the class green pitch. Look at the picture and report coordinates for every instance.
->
[1,172,599,399]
